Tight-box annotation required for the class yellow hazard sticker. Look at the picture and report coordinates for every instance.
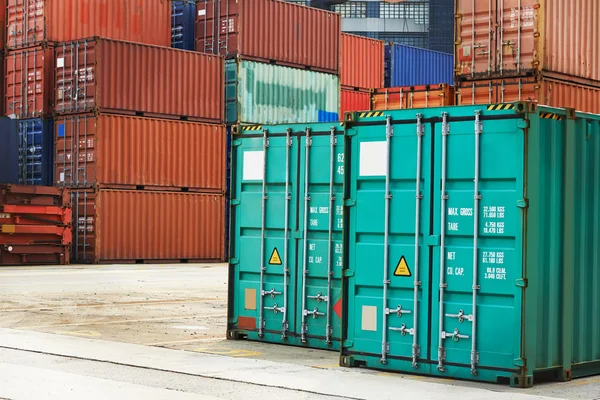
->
[394,256,411,277]
[268,248,282,265]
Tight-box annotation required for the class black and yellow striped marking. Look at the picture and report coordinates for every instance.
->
[359,111,384,118]
[487,104,515,111]
[242,125,263,131]
[539,112,562,120]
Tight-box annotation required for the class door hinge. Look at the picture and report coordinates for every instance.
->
[426,235,440,246]
[230,199,241,206]
[293,230,303,239]
[232,139,242,146]
[230,258,239,265]
[516,199,529,209]
[514,358,526,367]
[343,340,354,348]
[343,269,355,277]
[515,278,528,288]
[345,129,357,137]
[344,199,356,207]
[517,120,530,129]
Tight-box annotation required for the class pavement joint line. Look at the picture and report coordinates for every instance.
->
[146,338,223,346]
[0,298,222,312]
[18,314,224,330]
[0,344,364,400]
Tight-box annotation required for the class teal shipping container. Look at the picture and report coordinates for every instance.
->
[225,59,340,125]
[340,103,600,386]
[228,122,345,350]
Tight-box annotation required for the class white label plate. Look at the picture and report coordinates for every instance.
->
[359,141,387,177]
[243,151,264,181]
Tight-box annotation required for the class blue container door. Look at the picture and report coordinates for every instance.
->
[171,1,196,50]
[0,118,19,184]
[17,118,54,186]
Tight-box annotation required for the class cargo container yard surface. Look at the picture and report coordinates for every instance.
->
[228,123,345,350]
[340,102,600,387]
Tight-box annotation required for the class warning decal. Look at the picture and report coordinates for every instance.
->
[394,256,411,277]
[268,248,282,265]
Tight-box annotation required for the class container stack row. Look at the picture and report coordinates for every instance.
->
[454,0,600,114]
[0,0,229,265]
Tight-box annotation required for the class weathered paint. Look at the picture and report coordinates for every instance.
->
[226,59,339,125]
[341,103,600,386]
[228,122,344,350]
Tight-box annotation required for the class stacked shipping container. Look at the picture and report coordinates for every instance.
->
[455,0,600,113]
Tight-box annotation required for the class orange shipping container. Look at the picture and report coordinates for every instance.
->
[340,89,372,117]
[5,46,54,118]
[55,114,226,193]
[195,0,341,74]
[341,33,384,89]
[72,190,225,264]
[455,0,600,82]
[54,38,224,122]
[6,0,170,50]
[456,76,600,114]
[372,84,455,111]
[0,0,6,50]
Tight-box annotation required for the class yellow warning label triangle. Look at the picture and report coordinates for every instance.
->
[268,248,282,265]
[394,256,411,277]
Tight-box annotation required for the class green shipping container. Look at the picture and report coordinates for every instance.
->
[225,59,340,125]
[340,103,600,386]
[228,122,345,350]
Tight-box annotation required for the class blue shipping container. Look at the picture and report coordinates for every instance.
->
[385,43,454,88]
[171,1,196,51]
[0,118,54,186]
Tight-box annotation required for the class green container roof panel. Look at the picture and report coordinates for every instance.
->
[228,122,345,350]
[227,60,340,125]
[342,103,600,386]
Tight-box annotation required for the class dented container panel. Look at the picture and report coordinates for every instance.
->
[6,0,170,50]
[54,114,226,192]
[195,0,340,73]
[54,38,224,122]
[73,190,225,263]
[341,103,600,385]
[228,123,345,350]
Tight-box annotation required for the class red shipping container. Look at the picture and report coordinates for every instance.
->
[72,190,225,264]
[341,33,384,89]
[54,38,224,122]
[55,114,226,193]
[195,0,340,74]
[5,46,54,118]
[340,89,371,117]
[6,0,171,50]
[372,84,455,111]
[456,75,600,114]
[0,0,6,49]
[455,0,600,82]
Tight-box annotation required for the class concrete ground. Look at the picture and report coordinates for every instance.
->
[0,264,598,399]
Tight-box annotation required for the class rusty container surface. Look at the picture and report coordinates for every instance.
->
[340,88,372,117]
[54,38,224,122]
[341,33,384,89]
[72,190,225,264]
[5,46,54,119]
[55,114,226,192]
[6,0,170,50]
[456,75,600,114]
[372,84,455,110]
[455,0,600,82]
[195,0,340,74]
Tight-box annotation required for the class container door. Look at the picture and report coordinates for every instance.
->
[496,0,537,75]
[6,0,46,49]
[344,114,433,370]
[55,40,97,114]
[229,132,298,342]
[430,110,525,378]
[295,128,345,349]
[455,0,496,77]
[17,119,52,187]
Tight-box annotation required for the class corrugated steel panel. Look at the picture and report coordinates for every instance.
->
[55,114,226,192]
[372,84,455,111]
[455,0,600,82]
[340,89,371,117]
[172,0,196,50]
[341,33,384,89]
[195,0,341,74]
[456,76,600,114]
[386,43,454,87]
[54,38,224,122]
[228,122,345,349]
[342,103,600,385]
[0,118,54,186]
[5,46,54,119]
[6,0,171,50]
[226,59,339,125]
[73,190,225,263]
